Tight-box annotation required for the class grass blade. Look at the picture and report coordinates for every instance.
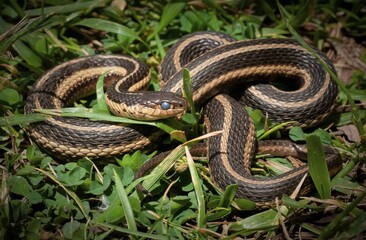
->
[319,190,366,239]
[135,131,222,199]
[94,71,110,113]
[182,68,199,136]
[185,146,206,228]
[93,222,169,240]
[228,209,279,236]
[148,2,186,40]
[140,144,186,193]
[75,18,140,40]
[0,114,48,127]
[113,170,137,237]
[0,15,66,53]
[154,32,166,58]
[182,68,197,119]
[33,107,181,137]
[306,134,331,199]
[12,39,42,67]
[25,0,102,16]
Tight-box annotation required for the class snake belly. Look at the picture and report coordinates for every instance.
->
[25,31,342,202]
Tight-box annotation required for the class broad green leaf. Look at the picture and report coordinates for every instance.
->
[62,221,81,240]
[246,107,265,128]
[60,167,87,186]
[90,181,104,195]
[170,195,191,216]
[218,184,237,208]
[27,174,43,186]
[26,219,42,238]
[9,176,31,196]
[182,68,199,137]
[289,126,305,141]
[119,151,144,171]
[27,191,42,204]
[16,165,36,176]
[179,11,198,32]
[65,162,78,170]
[0,88,21,105]
[128,196,141,213]
[206,207,231,221]
[26,145,36,161]
[103,164,123,179]
[106,205,125,223]
[181,113,197,125]
[122,167,135,187]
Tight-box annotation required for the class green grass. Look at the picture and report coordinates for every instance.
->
[1,0,366,239]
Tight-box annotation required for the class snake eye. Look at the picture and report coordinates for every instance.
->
[160,101,171,110]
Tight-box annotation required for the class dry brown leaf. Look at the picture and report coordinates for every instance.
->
[338,124,361,142]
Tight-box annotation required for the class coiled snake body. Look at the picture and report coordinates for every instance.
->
[25,31,342,202]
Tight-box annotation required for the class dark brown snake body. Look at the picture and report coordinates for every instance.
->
[25,31,342,202]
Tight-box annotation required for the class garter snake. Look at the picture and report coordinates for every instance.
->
[25,31,342,202]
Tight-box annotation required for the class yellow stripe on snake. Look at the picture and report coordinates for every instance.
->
[25,31,342,202]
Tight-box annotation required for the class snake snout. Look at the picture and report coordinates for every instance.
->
[120,91,187,121]
[149,91,188,119]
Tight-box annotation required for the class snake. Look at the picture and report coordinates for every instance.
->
[25,31,342,202]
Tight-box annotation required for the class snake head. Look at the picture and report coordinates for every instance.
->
[106,91,187,121]
[139,91,188,120]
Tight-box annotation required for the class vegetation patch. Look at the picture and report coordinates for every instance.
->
[1,1,365,239]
